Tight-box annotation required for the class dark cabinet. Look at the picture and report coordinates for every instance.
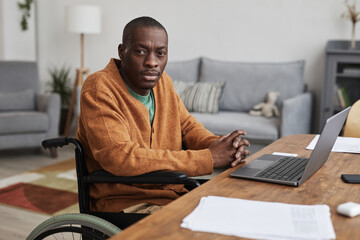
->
[319,40,360,130]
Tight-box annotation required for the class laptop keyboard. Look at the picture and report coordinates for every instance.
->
[254,156,309,181]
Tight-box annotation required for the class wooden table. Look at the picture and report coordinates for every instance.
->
[110,134,360,239]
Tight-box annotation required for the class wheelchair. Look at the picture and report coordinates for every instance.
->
[27,137,201,240]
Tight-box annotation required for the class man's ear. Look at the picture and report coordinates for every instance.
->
[118,44,124,60]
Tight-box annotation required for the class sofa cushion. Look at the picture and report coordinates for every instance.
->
[191,111,279,142]
[0,111,48,134]
[0,133,46,149]
[165,58,200,83]
[173,80,225,113]
[0,89,35,111]
[200,57,305,111]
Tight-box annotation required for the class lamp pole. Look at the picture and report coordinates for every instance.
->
[64,33,89,136]
[63,5,101,136]
[80,33,84,69]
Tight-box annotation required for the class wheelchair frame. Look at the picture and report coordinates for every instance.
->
[27,137,200,239]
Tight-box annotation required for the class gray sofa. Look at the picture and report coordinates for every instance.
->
[165,57,313,154]
[0,61,60,156]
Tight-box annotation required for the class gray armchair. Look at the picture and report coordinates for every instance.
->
[0,61,60,156]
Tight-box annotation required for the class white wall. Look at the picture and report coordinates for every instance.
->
[0,0,36,61]
[0,0,4,59]
[33,0,360,131]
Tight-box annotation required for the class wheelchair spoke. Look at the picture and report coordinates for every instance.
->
[70,224,74,240]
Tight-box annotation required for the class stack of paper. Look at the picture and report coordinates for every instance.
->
[181,196,336,240]
[307,135,360,154]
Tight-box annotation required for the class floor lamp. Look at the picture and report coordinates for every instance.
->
[64,5,101,136]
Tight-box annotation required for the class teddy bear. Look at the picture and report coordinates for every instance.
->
[249,91,280,118]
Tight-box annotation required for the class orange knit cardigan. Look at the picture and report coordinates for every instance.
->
[76,59,218,212]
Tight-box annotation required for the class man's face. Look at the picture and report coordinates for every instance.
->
[119,26,168,96]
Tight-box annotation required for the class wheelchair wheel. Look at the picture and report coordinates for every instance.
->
[26,213,121,240]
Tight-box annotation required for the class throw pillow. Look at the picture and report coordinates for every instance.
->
[0,89,35,111]
[173,80,192,102]
[173,80,225,114]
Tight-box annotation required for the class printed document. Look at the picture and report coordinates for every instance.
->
[181,196,335,240]
[307,135,360,153]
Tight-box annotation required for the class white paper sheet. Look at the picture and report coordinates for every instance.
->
[306,135,360,154]
[181,196,335,240]
[272,152,298,157]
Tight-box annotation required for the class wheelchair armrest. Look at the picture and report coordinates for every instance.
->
[86,170,200,189]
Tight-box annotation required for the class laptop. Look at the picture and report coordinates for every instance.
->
[230,107,351,186]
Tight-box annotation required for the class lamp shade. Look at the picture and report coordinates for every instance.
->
[66,5,101,34]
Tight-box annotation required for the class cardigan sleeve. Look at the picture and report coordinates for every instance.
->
[161,73,219,150]
[79,86,213,177]
[177,94,219,150]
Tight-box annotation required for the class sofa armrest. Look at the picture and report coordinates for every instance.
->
[36,93,61,138]
[280,92,312,137]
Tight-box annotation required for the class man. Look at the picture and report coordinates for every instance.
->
[76,16,250,214]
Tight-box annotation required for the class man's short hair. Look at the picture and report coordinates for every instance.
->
[122,16,168,44]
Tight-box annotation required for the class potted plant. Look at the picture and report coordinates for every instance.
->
[18,0,33,31]
[47,65,72,135]
[342,0,360,49]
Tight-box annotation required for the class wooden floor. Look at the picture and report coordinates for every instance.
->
[0,147,74,240]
